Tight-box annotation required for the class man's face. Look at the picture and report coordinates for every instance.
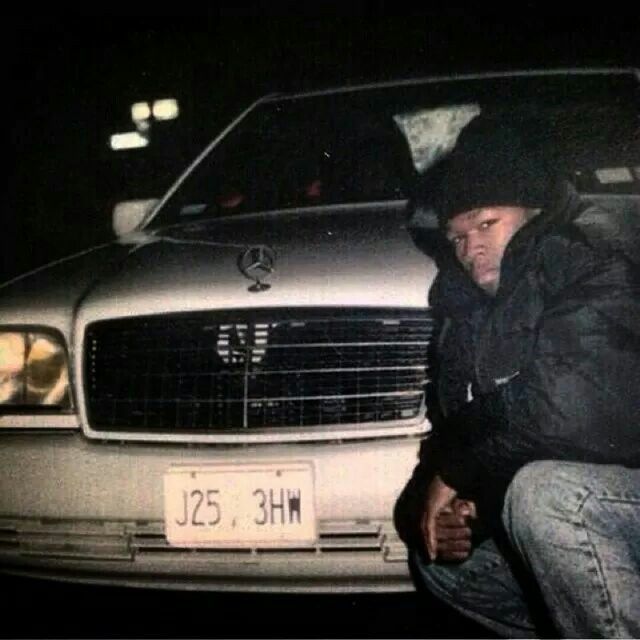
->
[445,206,529,295]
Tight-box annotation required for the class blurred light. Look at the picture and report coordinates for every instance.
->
[152,98,179,121]
[0,331,71,408]
[131,101,151,122]
[595,167,633,184]
[0,332,26,404]
[0,332,25,375]
[109,131,149,151]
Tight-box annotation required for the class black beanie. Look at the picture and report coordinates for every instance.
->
[430,118,552,226]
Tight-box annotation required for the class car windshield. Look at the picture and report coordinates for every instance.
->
[150,72,639,228]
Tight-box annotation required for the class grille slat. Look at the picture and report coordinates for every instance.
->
[85,309,433,434]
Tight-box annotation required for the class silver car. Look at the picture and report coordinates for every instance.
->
[1,68,638,592]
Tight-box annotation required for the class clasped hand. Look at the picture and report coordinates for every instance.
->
[421,474,476,562]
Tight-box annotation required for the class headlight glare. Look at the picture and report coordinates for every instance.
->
[0,331,71,410]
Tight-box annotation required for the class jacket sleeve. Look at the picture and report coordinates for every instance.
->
[393,434,440,548]
[437,240,640,499]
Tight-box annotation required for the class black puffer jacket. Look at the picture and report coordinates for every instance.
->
[395,182,640,548]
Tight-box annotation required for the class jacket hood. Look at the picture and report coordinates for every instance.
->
[427,178,584,319]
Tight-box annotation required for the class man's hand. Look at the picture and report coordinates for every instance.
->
[421,475,458,561]
[434,498,477,562]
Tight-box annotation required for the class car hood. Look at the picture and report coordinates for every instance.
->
[1,204,438,335]
[79,204,436,322]
[0,243,131,338]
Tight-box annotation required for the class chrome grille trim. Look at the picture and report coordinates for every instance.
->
[0,517,408,563]
[83,308,434,437]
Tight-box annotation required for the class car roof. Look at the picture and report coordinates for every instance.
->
[262,67,640,103]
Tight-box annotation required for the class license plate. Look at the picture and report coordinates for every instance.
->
[164,461,317,547]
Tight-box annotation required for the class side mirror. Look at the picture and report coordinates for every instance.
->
[112,199,160,237]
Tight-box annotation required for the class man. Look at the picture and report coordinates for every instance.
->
[395,117,640,637]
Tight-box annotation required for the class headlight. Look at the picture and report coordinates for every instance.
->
[0,331,71,411]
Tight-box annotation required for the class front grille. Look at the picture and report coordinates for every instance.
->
[84,308,433,433]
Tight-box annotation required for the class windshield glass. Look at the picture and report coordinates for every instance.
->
[150,72,639,228]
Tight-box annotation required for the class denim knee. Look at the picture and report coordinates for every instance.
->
[501,461,571,549]
[501,460,638,543]
[500,461,640,637]
[500,460,622,549]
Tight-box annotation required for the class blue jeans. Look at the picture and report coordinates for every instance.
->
[413,461,640,638]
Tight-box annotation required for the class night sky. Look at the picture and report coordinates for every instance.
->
[4,10,639,282]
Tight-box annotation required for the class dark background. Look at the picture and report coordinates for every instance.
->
[4,9,639,282]
[2,8,639,638]
[2,573,498,638]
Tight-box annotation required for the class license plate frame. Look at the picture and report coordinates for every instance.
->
[163,461,317,548]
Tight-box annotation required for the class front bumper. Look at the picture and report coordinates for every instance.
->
[0,432,419,592]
